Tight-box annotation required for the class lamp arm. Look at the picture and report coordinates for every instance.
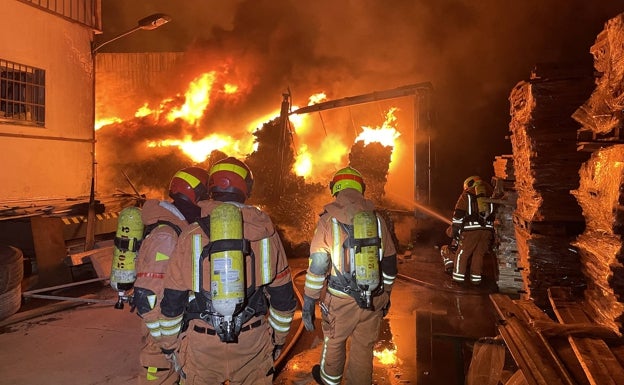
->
[92,26,141,54]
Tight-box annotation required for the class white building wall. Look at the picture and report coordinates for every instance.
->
[0,0,94,202]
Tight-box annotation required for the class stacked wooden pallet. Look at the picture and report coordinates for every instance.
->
[571,145,624,334]
[491,157,523,296]
[508,64,594,308]
[570,14,624,335]
[574,14,624,151]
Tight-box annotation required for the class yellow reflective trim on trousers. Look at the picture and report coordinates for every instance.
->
[176,170,201,188]
[320,336,342,385]
[209,162,248,179]
[331,218,342,272]
[192,233,202,293]
[305,274,325,290]
[269,317,290,333]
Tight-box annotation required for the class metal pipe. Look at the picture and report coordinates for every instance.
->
[22,277,107,295]
[21,294,117,304]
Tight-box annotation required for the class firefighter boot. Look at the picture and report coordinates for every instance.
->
[312,364,326,385]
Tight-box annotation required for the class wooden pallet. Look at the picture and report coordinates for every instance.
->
[490,291,624,385]
[548,287,624,385]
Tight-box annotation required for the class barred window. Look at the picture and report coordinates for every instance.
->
[0,59,46,127]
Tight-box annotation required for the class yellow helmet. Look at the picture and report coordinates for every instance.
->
[330,166,365,196]
[463,175,482,190]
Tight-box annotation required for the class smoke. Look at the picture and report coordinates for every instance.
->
[99,0,624,209]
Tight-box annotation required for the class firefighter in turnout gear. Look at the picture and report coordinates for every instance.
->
[303,166,398,385]
[133,166,209,385]
[449,175,495,285]
[157,157,297,385]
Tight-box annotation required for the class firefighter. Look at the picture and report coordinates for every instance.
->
[449,175,495,285]
[156,157,297,385]
[133,166,210,385]
[302,166,398,385]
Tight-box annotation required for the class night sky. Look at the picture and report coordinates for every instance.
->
[96,0,624,210]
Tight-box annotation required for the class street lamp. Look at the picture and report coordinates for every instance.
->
[84,13,172,251]
[91,13,172,54]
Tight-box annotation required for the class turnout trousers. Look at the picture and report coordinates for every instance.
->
[318,291,389,385]
[139,323,179,385]
[179,316,274,385]
[453,229,493,284]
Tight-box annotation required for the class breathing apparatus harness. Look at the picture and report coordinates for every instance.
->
[112,214,182,310]
[327,212,384,310]
[184,214,268,343]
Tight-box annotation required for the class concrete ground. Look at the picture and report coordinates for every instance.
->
[0,236,501,385]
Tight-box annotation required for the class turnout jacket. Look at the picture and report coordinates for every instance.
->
[304,189,398,301]
[133,199,187,328]
[451,182,495,238]
[157,199,296,350]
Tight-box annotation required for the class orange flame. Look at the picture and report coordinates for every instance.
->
[147,133,250,163]
[166,72,217,126]
[374,347,398,365]
[98,71,406,187]
[95,117,122,130]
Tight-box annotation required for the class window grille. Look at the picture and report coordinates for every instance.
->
[0,59,46,127]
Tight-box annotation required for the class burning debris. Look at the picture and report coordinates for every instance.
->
[95,75,408,255]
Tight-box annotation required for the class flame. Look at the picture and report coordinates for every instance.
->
[294,144,313,176]
[95,117,122,130]
[223,83,238,94]
[355,108,401,147]
[135,103,152,118]
[166,72,217,126]
[374,347,398,365]
[147,133,249,163]
[98,68,408,190]
[308,92,327,105]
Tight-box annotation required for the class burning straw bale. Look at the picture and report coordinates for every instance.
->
[349,141,392,205]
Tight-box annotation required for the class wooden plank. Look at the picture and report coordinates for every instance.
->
[490,294,573,385]
[515,298,591,385]
[548,287,624,385]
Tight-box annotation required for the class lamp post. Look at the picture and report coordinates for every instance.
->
[84,13,171,251]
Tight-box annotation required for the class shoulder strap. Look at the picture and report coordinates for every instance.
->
[196,215,211,238]
[143,219,182,238]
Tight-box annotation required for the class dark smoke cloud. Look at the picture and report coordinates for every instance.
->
[99,0,624,210]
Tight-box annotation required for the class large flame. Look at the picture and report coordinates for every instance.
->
[97,68,406,189]
[166,72,216,126]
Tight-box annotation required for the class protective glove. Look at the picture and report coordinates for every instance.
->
[301,295,317,331]
[449,238,459,253]
[273,344,284,361]
[382,298,391,317]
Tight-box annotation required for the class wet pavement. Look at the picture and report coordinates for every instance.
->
[0,240,500,385]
